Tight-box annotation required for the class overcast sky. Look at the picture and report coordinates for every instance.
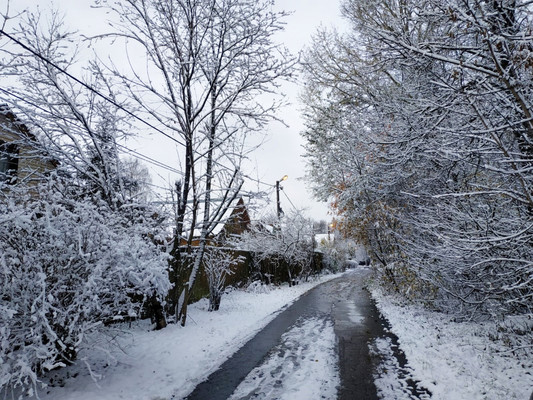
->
[257,0,347,222]
[4,0,346,222]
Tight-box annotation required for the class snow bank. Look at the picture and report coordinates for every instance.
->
[371,287,533,400]
[30,273,342,400]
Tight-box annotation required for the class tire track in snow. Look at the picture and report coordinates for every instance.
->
[228,317,339,400]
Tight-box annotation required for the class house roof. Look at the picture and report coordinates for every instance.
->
[179,197,252,245]
[0,104,35,141]
[217,197,251,237]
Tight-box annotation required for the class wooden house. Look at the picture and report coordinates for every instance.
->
[0,105,56,192]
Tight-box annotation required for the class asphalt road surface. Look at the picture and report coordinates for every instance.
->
[184,268,430,400]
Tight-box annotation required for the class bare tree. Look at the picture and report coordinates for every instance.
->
[97,0,295,325]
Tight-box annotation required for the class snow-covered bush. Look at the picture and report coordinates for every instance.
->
[0,191,170,396]
[237,211,316,285]
[245,280,271,294]
[203,247,243,312]
[318,236,363,272]
[318,240,344,272]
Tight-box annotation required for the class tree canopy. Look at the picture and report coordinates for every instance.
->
[302,0,533,319]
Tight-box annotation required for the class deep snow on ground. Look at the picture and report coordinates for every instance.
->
[371,287,533,400]
[229,316,339,400]
[24,273,342,400]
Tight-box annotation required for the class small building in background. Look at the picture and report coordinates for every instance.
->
[0,105,56,194]
[215,197,251,243]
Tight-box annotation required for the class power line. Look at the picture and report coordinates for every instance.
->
[0,28,186,148]
[115,143,183,175]
[0,86,183,176]
[1,82,276,199]
[282,187,298,211]
[0,30,289,201]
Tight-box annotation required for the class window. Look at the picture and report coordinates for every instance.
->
[0,140,19,184]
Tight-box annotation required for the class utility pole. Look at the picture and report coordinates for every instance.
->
[276,174,288,219]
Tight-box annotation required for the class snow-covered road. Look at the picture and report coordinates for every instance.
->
[19,269,532,400]
[187,267,429,400]
[229,317,339,400]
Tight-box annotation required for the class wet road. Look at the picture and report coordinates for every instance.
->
[330,269,382,399]
[184,268,428,400]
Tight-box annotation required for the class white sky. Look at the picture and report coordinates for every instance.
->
[256,0,347,222]
[3,0,347,222]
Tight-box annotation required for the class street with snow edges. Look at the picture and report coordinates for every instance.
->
[18,268,533,400]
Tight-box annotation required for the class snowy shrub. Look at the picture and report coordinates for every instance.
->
[203,247,243,312]
[0,194,170,396]
[319,237,363,272]
[245,280,271,294]
[236,211,316,286]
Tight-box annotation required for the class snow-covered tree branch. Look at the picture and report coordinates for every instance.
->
[302,0,533,320]
[92,0,295,325]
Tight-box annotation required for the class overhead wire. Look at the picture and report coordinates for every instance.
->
[0,28,186,148]
[0,86,183,177]
[0,29,297,208]
[281,185,298,211]
[2,87,280,204]
[1,84,286,204]
[0,30,273,188]
[114,143,182,175]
